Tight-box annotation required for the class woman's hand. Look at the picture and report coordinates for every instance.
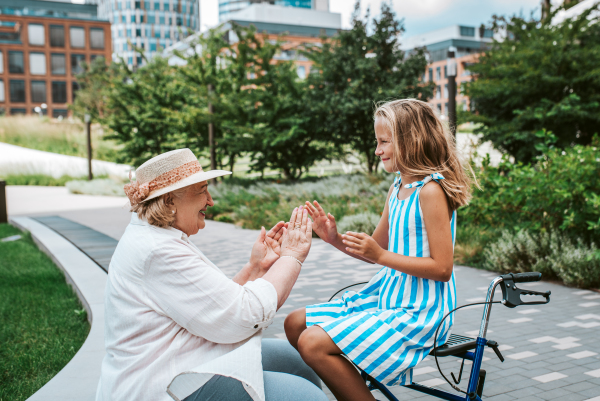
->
[249,221,286,272]
[280,206,313,263]
[342,232,384,263]
[304,201,338,243]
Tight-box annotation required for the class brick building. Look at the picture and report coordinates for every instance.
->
[0,0,112,117]
[402,25,494,117]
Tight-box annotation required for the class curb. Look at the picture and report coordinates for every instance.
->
[10,217,106,401]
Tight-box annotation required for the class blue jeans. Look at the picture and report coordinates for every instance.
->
[183,339,328,401]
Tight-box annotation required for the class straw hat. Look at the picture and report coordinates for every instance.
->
[124,148,231,205]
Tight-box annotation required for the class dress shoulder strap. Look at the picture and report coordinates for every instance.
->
[404,173,445,189]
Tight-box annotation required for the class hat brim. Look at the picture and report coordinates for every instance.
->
[143,169,232,202]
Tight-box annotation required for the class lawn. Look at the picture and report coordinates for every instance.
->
[0,116,121,162]
[0,224,90,401]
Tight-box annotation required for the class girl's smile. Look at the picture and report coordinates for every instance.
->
[374,117,396,173]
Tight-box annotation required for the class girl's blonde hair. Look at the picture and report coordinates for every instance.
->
[374,99,475,211]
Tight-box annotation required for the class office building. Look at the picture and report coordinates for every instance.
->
[166,2,340,79]
[402,25,494,116]
[0,0,112,117]
[164,0,342,78]
[219,0,329,23]
[96,0,199,67]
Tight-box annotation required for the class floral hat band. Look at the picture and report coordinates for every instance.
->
[123,148,231,206]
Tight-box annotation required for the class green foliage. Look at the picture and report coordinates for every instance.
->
[0,224,89,400]
[70,57,111,121]
[101,58,193,167]
[462,132,600,244]
[66,178,125,196]
[1,174,87,186]
[337,212,381,235]
[483,229,600,288]
[0,116,120,162]
[305,1,433,172]
[466,4,600,162]
[208,174,389,229]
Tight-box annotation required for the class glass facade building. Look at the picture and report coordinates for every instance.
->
[97,0,199,67]
[219,0,313,22]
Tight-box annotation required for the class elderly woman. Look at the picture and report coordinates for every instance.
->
[96,149,327,401]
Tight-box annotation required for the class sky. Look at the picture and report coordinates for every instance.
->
[199,0,543,39]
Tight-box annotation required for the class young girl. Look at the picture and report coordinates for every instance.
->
[284,99,474,401]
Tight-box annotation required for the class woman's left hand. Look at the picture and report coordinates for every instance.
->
[249,221,287,272]
[342,232,384,263]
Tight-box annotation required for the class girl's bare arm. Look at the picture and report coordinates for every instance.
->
[341,183,454,282]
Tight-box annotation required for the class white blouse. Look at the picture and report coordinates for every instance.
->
[96,213,278,401]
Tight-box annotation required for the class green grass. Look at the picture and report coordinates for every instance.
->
[0,224,90,401]
[0,116,121,162]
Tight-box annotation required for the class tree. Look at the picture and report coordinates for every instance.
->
[70,56,112,121]
[465,4,600,162]
[305,1,433,173]
[101,57,193,166]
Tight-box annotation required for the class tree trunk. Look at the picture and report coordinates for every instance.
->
[228,153,236,177]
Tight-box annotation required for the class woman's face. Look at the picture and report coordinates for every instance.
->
[374,117,397,173]
[171,181,214,236]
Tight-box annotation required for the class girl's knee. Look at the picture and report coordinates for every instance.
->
[297,326,330,364]
[284,308,306,347]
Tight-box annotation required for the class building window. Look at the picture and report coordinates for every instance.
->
[154,1,160,10]
[0,51,3,74]
[163,1,170,11]
[127,29,132,38]
[140,14,145,23]
[437,104,442,113]
[481,28,493,38]
[428,68,433,82]
[131,14,136,23]
[31,81,47,103]
[164,30,170,39]
[445,102,449,114]
[436,85,441,100]
[297,65,306,79]
[11,108,27,115]
[28,24,45,46]
[10,80,26,103]
[123,43,128,51]
[435,67,440,81]
[51,54,66,75]
[70,27,85,48]
[90,28,105,49]
[72,81,80,101]
[136,28,141,37]
[148,12,156,23]
[444,65,447,78]
[150,41,157,51]
[71,54,86,75]
[53,109,68,118]
[52,81,67,103]
[29,53,47,75]
[444,84,448,99]
[135,1,141,9]
[0,80,4,102]
[159,13,165,24]
[460,26,475,37]
[8,51,24,74]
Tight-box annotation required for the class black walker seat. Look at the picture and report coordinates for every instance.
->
[431,334,477,357]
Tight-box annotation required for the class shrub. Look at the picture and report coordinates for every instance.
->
[483,229,600,288]
[1,174,82,186]
[336,213,381,235]
[463,133,600,245]
[66,178,125,197]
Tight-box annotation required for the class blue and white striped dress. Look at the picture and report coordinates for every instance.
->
[306,174,457,386]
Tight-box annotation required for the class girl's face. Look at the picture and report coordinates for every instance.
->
[374,117,396,173]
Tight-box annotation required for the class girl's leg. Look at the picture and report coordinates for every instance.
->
[284,307,308,349]
[264,371,328,401]
[298,326,376,401]
[261,338,322,388]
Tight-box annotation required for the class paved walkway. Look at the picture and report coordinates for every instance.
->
[8,188,600,400]
[50,206,600,401]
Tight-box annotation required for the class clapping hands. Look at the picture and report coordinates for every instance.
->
[249,221,286,272]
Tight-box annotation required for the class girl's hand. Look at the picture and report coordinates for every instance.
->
[304,200,338,243]
[280,206,313,263]
[342,232,384,263]
[249,221,286,272]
